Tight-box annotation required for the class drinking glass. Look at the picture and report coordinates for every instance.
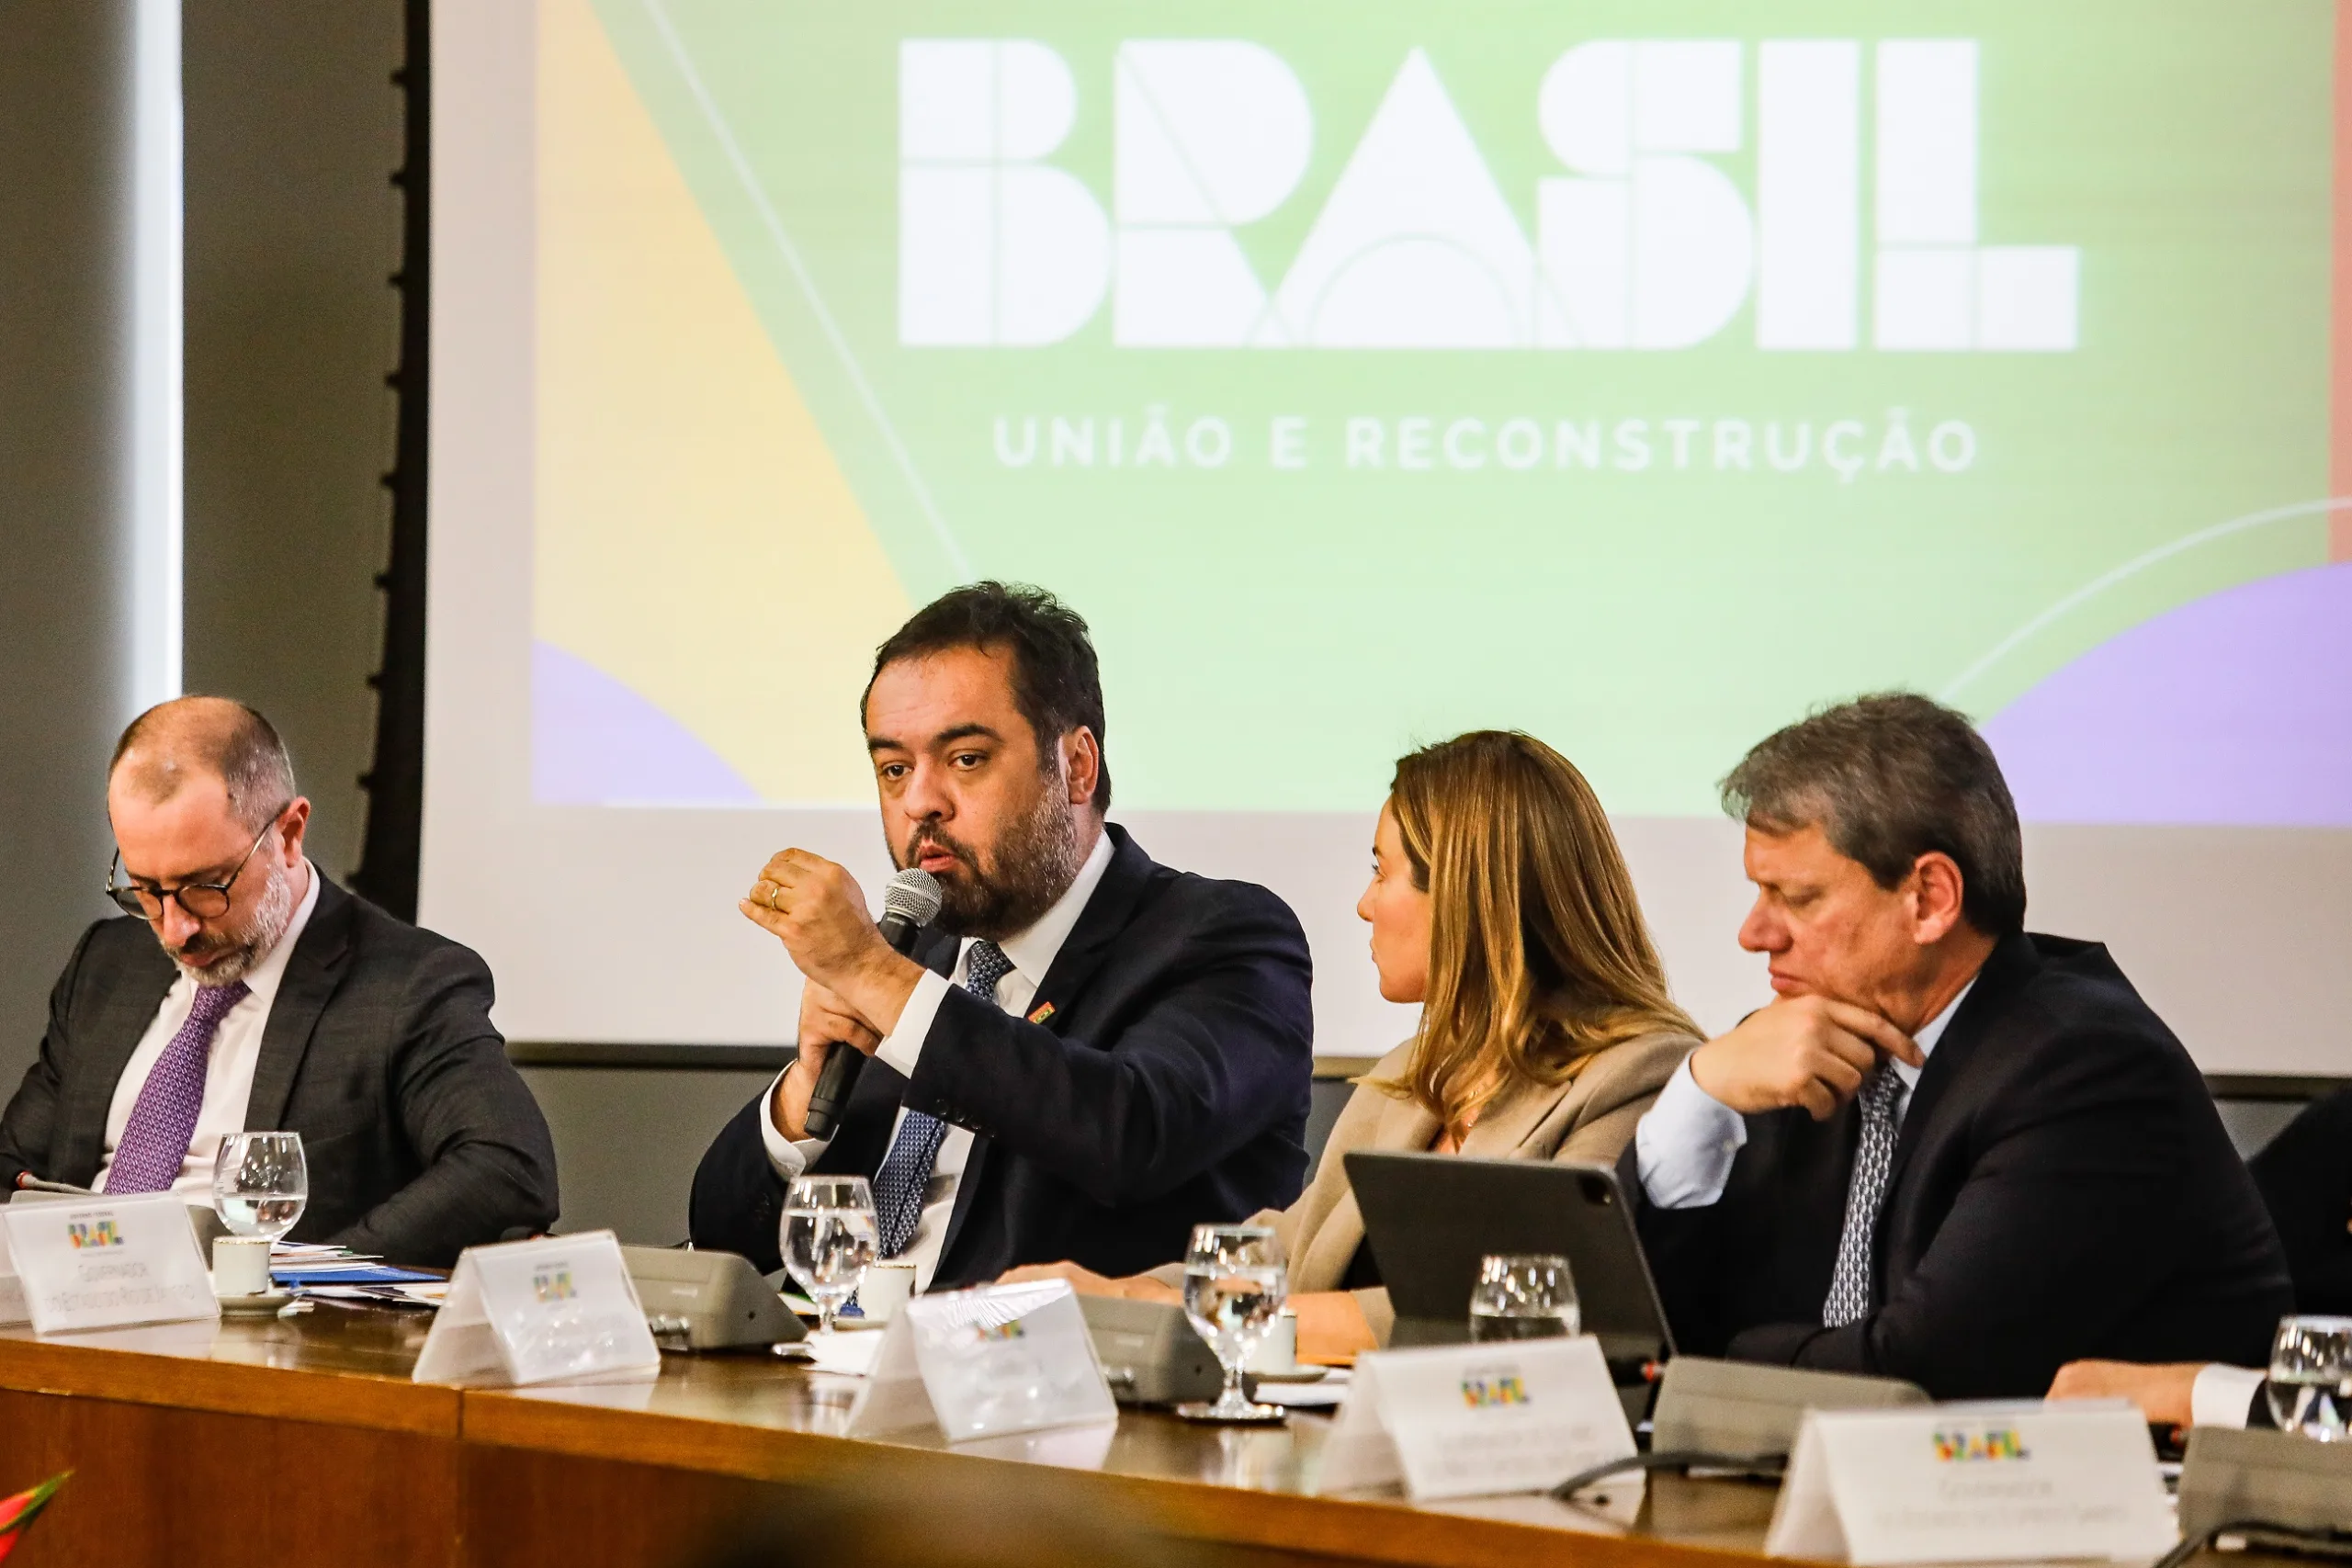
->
[212,1132,308,1242]
[782,1175,878,1336]
[2265,1314,2352,1440]
[1178,1224,1287,1423]
[1468,1253,1580,1341]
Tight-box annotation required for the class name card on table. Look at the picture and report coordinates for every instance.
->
[1316,1335,1635,1501]
[847,1280,1117,1443]
[0,1221,28,1327]
[412,1231,660,1388]
[1764,1401,2174,1565]
[0,1193,218,1334]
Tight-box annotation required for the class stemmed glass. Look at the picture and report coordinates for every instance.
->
[1468,1253,1581,1341]
[2266,1315,2352,1440]
[212,1132,308,1242]
[782,1175,878,1336]
[1178,1224,1288,1424]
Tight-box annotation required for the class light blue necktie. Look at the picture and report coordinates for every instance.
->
[872,941,1013,1258]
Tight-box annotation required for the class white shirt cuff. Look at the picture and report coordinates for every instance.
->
[1634,1052,1748,1210]
[874,968,952,1081]
[756,1068,834,1180]
[2189,1363,2267,1428]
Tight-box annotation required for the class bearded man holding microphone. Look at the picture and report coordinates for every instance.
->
[688,583,1316,1292]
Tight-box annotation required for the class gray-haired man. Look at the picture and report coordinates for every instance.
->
[1628,693,2290,1398]
[0,696,558,1264]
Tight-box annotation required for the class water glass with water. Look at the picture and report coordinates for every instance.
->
[783,1175,878,1335]
[1468,1253,1580,1341]
[212,1132,308,1242]
[2266,1314,2352,1440]
[1179,1224,1287,1423]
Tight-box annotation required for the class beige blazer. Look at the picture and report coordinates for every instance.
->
[1159,1029,1696,1341]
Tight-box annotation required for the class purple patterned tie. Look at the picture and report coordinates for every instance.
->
[105,980,249,1194]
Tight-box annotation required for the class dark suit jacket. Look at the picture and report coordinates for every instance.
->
[2250,1086,2352,1316]
[689,824,1315,1287]
[0,875,560,1266]
[1628,931,2293,1399]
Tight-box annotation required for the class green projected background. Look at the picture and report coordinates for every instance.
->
[530,0,2345,823]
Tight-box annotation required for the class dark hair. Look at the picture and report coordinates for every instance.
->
[863,582,1110,810]
[1720,692,2026,936]
[109,696,299,830]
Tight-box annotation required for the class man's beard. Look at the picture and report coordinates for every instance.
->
[164,857,298,986]
[898,782,1084,942]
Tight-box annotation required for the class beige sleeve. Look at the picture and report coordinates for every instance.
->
[1549,1032,1699,1167]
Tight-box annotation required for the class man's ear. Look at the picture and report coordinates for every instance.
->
[1909,852,1966,944]
[278,797,313,863]
[1064,728,1102,807]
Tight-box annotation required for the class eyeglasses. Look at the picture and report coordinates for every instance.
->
[105,807,288,921]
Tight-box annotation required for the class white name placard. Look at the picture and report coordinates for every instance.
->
[0,1220,28,1327]
[0,1194,219,1334]
[412,1232,660,1388]
[846,1280,1117,1443]
[1316,1335,1636,1501]
[1765,1400,2175,1564]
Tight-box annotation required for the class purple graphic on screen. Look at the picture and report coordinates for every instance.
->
[532,642,760,806]
[1982,561,2352,826]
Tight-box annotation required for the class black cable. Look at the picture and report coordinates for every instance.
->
[2154,1518,2352,1568]
[351,0,430,920]
[1550,1448,1788,1500]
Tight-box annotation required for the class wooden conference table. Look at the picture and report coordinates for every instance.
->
[0,1306,2211,1568]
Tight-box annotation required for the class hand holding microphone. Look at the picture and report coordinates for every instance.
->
[741,853,943,1140]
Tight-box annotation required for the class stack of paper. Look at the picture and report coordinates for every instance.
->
[270,1241,445,1308]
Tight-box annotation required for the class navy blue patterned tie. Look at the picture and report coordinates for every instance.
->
[1822,1062,1903,1326]
[872,941,1013,1258]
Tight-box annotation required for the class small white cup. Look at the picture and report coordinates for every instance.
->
[212,1235,271,1297]
[854,1262,917,1324]
[1246,1308,1298,1373]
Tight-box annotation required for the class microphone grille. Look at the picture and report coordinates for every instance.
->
[882,866,944,926]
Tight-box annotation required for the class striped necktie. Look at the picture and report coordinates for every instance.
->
[871,942,1014,1258]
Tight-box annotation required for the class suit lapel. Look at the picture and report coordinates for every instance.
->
[1462,1069,1579,1156]
[59,931,178,1183]
[1019,824,1155,1034]
[243,879,356,1132]
[1882,932,2036,1199]
[935,826,1157,1277]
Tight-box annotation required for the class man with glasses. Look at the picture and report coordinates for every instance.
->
[0,696,558,1265]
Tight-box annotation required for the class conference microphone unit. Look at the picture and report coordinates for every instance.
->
[803,866,944,1140]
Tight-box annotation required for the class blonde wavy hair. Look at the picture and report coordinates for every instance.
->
[1372,730,1697,1138]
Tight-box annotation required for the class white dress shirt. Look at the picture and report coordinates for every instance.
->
[2188,1363,2267,1427]
[94,863,322,1198]
[760,831,1116,1290]
[1634,978,1977,1210]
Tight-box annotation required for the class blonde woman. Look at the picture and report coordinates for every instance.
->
[1004,730,1702,1359]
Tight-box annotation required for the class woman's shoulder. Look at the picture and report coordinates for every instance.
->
[1313,1037,1423,1157]
[1360,1036,1419,1079]
[1575,1027,1702,1100]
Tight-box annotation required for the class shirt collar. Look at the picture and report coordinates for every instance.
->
[981,829,1115,987]
[181,860,321,1010]
[1891,974,1975,1093]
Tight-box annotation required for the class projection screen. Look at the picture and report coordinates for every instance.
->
[424,0,2352,1074]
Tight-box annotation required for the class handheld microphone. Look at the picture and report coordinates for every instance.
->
[803,866,944,1140]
